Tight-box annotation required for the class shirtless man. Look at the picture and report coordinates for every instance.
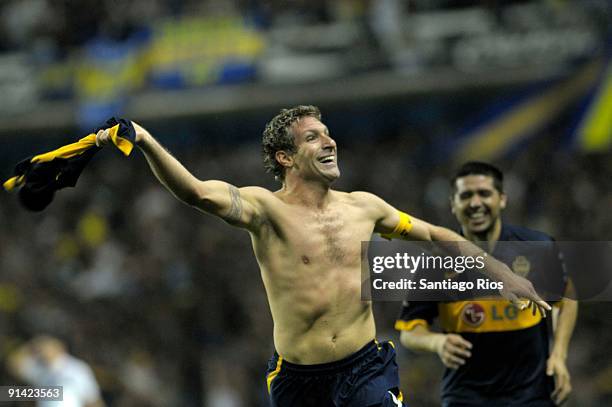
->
[96,105,548,407]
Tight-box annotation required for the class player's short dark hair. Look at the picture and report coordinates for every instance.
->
[451,161,504,193]
[262,105,321,181]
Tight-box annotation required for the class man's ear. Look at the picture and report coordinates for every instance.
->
[500,193,507,209]
[275,150,293,169]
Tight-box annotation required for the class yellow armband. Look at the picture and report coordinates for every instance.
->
[380,211,413,240]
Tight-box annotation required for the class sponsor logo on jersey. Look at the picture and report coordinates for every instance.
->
[461,303,486,327]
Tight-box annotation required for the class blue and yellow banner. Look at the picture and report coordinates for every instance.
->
[453,59,604,164]
[574,57,612,152]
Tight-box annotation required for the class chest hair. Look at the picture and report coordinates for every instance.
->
[313,210,347,263]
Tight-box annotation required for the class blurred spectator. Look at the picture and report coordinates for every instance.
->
[6,335,104,407]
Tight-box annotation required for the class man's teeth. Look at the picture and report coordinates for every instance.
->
[319,156,335,163]
[470,213,485,219]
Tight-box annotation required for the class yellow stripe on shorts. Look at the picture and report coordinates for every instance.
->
[266,356,283,394]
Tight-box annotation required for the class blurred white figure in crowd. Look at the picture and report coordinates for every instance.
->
[7,335,104,407]
[204,357,243,407]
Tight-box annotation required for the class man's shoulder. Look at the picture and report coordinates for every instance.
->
[241,185,274,196]
[340,191,392,215]
[241,186,279,204]
[502,224,554,242]
[345,190,384,205]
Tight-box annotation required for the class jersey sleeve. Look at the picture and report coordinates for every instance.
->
[395,300,439,331]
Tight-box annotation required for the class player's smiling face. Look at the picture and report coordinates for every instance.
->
[290,116,340,183]
[451,175,506,234]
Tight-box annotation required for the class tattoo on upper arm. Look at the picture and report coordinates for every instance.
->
[226,185,243,222]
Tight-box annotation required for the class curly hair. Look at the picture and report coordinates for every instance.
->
[262,105,322,181]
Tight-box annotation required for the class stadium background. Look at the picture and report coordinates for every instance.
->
[0,0,610,406]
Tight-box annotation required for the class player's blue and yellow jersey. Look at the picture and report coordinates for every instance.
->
[396,224,567,406]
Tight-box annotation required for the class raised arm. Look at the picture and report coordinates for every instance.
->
[96,122,265,231]
[363,192,550,313]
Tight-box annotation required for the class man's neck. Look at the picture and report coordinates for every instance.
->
[281,178,333,208]
[462,219,502,252]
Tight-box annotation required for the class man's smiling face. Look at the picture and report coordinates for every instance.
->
[451,174,506,235]
[289,116,340,183]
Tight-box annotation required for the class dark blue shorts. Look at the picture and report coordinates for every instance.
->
[266,340,405,407]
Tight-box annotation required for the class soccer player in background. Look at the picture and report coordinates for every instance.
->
[397,161,578,406]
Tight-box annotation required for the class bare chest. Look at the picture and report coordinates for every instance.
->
[277,206,373,265]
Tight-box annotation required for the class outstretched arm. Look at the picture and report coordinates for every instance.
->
[362,192,550,313]
[96,122,264,231]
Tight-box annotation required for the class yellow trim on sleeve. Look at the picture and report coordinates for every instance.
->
[398,391,403,402]
[31,134,97,163]
[266,356,283,394]
[394,319,428,331]
[3,175,25,191]
[26,125,132,164]
[107,123,134,156]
